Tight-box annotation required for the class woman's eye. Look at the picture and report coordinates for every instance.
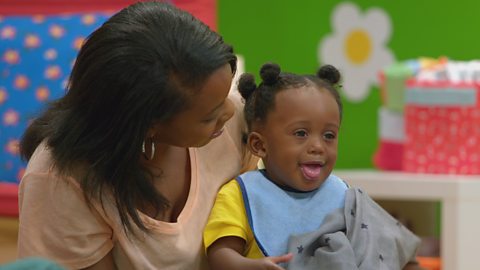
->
[202,116,217,123]
[294,130,308,137]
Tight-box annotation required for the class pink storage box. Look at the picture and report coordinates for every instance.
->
[403,80,480,174]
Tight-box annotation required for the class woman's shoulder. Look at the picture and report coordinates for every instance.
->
[20,143,90,211]
[18,145,114,269]
[21,142,83,196]
[23,141,55,175]
[19,141,113,226]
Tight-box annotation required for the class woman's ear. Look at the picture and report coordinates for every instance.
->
[247,132,267,158]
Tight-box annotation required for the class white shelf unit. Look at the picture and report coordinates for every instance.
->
[333,169,480,270]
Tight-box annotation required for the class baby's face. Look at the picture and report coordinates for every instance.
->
[260,86,340,192]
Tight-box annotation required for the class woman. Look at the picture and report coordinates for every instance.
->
[17,2,252,269]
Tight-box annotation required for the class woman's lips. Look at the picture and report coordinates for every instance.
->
[211,128,224,139]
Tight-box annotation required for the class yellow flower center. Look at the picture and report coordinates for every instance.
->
[344,29,371,65]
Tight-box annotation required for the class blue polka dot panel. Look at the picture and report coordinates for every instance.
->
[0,13,110,183]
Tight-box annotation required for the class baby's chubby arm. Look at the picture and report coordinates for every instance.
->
[207,236,293,270]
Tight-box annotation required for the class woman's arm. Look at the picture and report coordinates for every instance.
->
[207,236,292,270]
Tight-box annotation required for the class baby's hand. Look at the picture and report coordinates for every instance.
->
[254,253,293,270]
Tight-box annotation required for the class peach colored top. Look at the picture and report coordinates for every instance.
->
[17,92,246,270]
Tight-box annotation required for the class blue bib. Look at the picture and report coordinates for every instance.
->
[236,170,347,257]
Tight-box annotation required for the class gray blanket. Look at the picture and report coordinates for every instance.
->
[286,188,421,270]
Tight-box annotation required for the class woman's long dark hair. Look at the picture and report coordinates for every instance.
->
[20,1,236,233]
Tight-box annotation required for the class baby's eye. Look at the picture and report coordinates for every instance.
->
[324,132,336,140]
[294,130,308,137]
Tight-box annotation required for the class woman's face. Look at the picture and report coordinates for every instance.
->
[153,64,235,148]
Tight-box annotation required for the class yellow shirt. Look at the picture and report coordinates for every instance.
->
[204,180,263,258]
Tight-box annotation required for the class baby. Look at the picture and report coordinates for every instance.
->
[204,63,424,270]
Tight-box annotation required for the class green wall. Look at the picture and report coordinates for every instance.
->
[218,0,480,169]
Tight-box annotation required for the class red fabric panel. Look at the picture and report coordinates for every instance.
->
[0,0,137,15]
[0,183,19,217]
[0,0,217,30]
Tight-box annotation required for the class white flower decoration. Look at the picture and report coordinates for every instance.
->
[318,2,395,102]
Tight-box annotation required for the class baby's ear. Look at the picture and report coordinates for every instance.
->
[247,132,266,158]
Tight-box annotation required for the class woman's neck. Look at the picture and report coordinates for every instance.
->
[142,144,191,222]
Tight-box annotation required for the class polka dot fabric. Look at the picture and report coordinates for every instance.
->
[0,13,109,183]
[403,82,480,174]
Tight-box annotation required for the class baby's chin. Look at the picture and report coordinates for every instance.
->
[298,176,329,192]
[289,180,326,193]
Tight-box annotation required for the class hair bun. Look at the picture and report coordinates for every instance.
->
[260,63,281,86]
[316,65,341,85]
[238,73,257,100]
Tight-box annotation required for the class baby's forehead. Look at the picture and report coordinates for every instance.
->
[276,84,328,99]
[273,88,339,117]
[273,88,333,110]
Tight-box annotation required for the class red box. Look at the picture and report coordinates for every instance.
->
[403,80,480,174]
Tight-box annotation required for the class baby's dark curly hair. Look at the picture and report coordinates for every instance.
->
[238,62,343,132]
